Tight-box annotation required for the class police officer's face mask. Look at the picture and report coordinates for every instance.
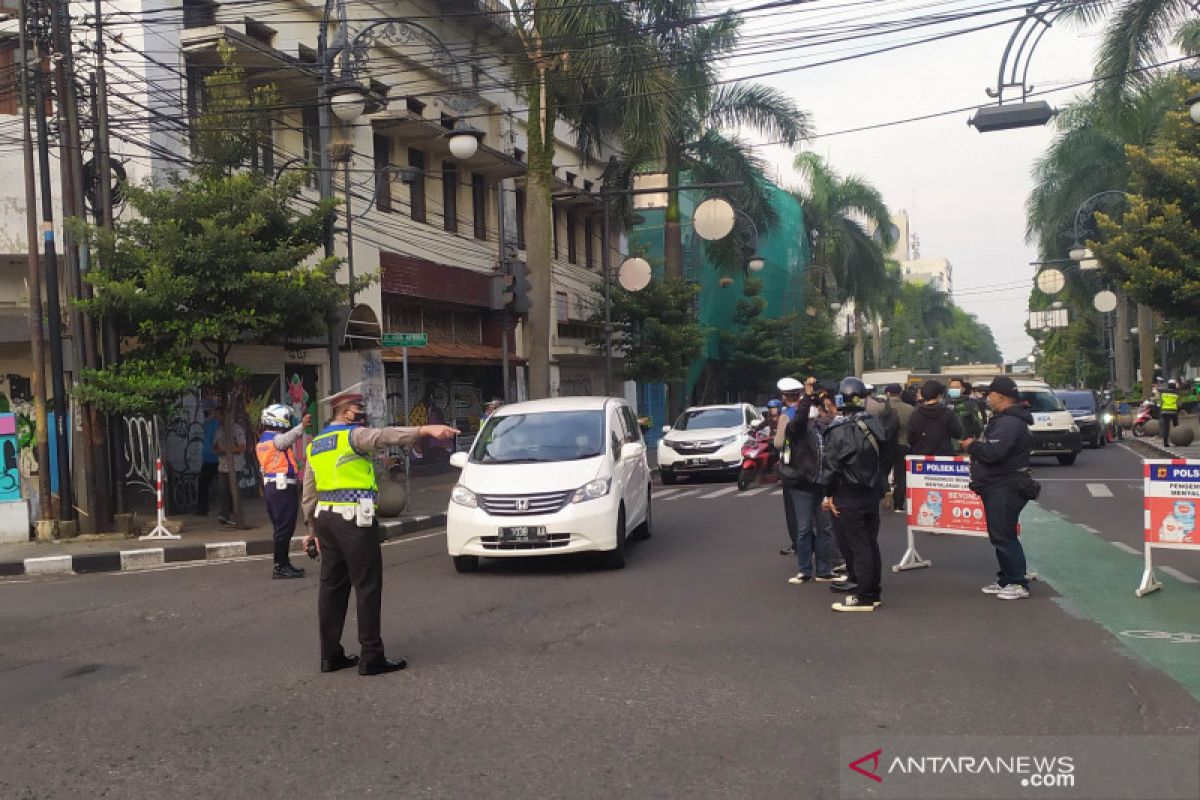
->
[348,405,367,425]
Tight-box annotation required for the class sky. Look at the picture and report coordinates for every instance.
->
[716,0,1109,362]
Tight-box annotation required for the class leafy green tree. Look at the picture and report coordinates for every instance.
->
[74,44,360,523]
[783,305,845,381]
[715,278,793,399]
[588,278,706,386]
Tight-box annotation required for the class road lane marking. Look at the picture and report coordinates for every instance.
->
[1087,483,1114,498]
[1160,567,1199,585]
[1081,525,1100,533]
[1110,541,1141,556]
[652,488,682,499]
[738,488,769,498]
[697,486,737,500]
[662,489,700,501]
[771,489,783,496]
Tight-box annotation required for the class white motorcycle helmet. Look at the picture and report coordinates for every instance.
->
[776,377,804,394]
[261,403,294,430]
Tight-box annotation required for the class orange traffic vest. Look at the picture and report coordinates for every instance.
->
[256,433,296,476]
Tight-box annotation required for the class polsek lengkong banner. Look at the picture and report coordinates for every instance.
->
[907,456,988,536]
[1143,460,1200,547]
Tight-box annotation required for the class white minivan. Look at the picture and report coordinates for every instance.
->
[1015,379,1083,465]
[446,397,652,572]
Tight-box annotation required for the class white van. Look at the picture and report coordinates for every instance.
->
[1015,379,1082,465]
[446,397,652,572]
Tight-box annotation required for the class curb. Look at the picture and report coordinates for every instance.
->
[1122,436,1194,460]
[0,513,447,579]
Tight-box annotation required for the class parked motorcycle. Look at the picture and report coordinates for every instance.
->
[1132,400,1158,438]
[738,426,776,491]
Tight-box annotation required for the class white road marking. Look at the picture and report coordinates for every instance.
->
[1086,483,1114,498]
[662,489,700,501]
[738,488,769,498]
[1081,525,1100,533]
[652,488,682,499]
[697,486,738,500]
[1160,566,1199,585]
[770,489,784,496]
[1110,541,1141,556]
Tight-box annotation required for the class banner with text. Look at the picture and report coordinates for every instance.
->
[906,456,988,536]
[1143,460,1200,548]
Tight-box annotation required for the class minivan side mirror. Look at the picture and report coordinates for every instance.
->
[661,425,672,433]
[449,452,469,469]
[621,442,646,461]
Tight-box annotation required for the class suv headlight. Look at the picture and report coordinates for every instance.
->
[714,435,739,446]
[661,438,680,450]
[572,478,611,504]
[1077,414,1096,422]
[1102,412,1114,423]
[451,485,478,508]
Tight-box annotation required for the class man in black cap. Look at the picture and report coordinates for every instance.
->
[961,376,1035,601]
[302,390,458,674]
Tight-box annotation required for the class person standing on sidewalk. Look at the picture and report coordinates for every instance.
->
[196,400,220,516]
[213,407,246,527]
[302,390,458,676]
[822,377,888,612]
[884,384,913,514]
[257,404,311,580]
[1160,380,1180,447]
[961,376,1035,601]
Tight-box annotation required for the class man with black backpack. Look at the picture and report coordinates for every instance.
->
[821,377,888,612]
[776,388,841,584]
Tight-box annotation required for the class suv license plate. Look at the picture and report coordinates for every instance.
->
[687,458,709,466]
[500,526,547,543]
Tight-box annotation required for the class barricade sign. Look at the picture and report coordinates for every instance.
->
[1137,459,1200,597]
[894,456,984,571]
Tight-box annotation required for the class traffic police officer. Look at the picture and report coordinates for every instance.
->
[256,403,310,579]
[302,390,458,675]
[1160,380,1180,447]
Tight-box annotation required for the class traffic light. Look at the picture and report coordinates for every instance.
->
[510,258,532,315]
[489,273,514,310]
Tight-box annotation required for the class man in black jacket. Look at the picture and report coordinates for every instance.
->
[908,379,963,456]
[961,376,1034,601]
[822,377,888,612]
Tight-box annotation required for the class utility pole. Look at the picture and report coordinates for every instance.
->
[32,3,74,523]
[497,183,511,403]
[19,0,53,524]
[316,0,341,394]
[90,0,126,513]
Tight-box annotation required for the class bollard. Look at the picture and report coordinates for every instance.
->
[139,458,181,540]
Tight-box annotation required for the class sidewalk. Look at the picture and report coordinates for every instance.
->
[1123,414,1200,460]
[0,469,458,578]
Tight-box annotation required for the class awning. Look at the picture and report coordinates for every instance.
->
[381,341,523,367]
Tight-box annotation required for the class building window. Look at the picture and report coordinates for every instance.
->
[552,207,559,258]
[244,17,276,46]
[442,161,458,233]
[440,113,455,131]
[515,189,526,249]
[513,147,524,162]
[583,179,593,193]
[406,97,425,116]
[471,64,483,89]
[0,43,18,115]
[471,173,487,240]
[556,292,570,322]
[183,0,218,28]
[565,171,577,187]
[250,117,273,175]
[566,211,577,264]
[584,217,594,269]
[373,134,392,212]
[298,44,317,64]
[408,148,426,223]
[301,104,319,188]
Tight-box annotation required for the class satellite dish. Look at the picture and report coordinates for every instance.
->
[1036,268,1065,295]
[617,257,651,291]
[692,197,735,241]
[1092,290,1118,313]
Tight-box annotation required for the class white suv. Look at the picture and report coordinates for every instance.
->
[1015,380,1082,465]
[656,403,762,485]
[446,397,652,572]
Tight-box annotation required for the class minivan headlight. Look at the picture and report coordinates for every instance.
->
[1077,414,1096,422]
[451,485,478,508]
[572,478,611,503]
[1069,424,1080,433]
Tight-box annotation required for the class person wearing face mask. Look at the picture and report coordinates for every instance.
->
[908,379,963,457]
[776,387,841,584]
[948,378,985,442]
[302,390,459,676]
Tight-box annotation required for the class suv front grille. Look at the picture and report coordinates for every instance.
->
[480,533,572,550]
[668,440,723,455]
[477,489,574,516]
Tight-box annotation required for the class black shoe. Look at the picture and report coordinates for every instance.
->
[779,546,795,556]
[272,564,305,579]
[829,581,858,593]
[359,657,407,676]
[320,654,360,673]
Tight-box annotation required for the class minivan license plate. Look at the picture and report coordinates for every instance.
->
[501,526,547,543]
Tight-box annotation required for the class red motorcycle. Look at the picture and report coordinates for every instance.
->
[738,426,777,491]
[1132,400,1158,438]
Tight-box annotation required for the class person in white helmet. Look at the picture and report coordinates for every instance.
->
[775,377,805,555]
[256,403,311,579]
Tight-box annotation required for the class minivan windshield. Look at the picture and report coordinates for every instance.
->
[1056,391,1095,412]
[1020,390,1066,412]
[673,408,743,431]
[470,410,606,463]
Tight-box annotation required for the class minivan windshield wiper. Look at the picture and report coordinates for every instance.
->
[480,457,556,464]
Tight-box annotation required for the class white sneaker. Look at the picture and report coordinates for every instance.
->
[981,582,1005,594]
[997,584,1030,600]
[788,573,813,585]
[832,595,881,612]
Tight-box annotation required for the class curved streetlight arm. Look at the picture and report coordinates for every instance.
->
[1070,189,1129,247]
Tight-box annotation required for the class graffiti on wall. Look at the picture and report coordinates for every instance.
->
[360,351,386,427]
[0,414,20,502]
[124,414,162,500]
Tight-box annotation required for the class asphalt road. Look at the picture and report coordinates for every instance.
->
[1,456,1198,798]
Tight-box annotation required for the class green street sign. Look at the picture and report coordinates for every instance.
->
[381,332,428,348]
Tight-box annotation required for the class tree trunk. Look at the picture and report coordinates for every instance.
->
[663,149,683,280]
[1136,303,1155,399]
[523,64,555,400]
[1114,289,1132,392]
[853,311,865,376]
[222,380,244,526]
[870,316,883,369]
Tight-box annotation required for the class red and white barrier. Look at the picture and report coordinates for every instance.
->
[1137,459,1200,597]
[139,457,180,540]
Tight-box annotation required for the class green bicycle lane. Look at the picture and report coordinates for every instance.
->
[1021,501,1200,701]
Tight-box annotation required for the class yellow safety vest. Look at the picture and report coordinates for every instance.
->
[1161,391,1179,413]
[306,426,377,505]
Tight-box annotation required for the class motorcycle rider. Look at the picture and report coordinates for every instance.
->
[822,377,888,612]
[1161,380,1180,447]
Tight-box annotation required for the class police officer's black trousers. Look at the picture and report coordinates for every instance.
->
[264,484,298,567]
[316,512,385,666]
[1162,412,1178,447]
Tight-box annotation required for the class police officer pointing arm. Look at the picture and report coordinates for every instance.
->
[301,390,458,676]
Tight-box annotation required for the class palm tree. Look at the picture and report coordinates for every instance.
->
[1062,1,1198,106]
[504,0,678,398]
[792,153,893,376]
[639,4,811,280]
